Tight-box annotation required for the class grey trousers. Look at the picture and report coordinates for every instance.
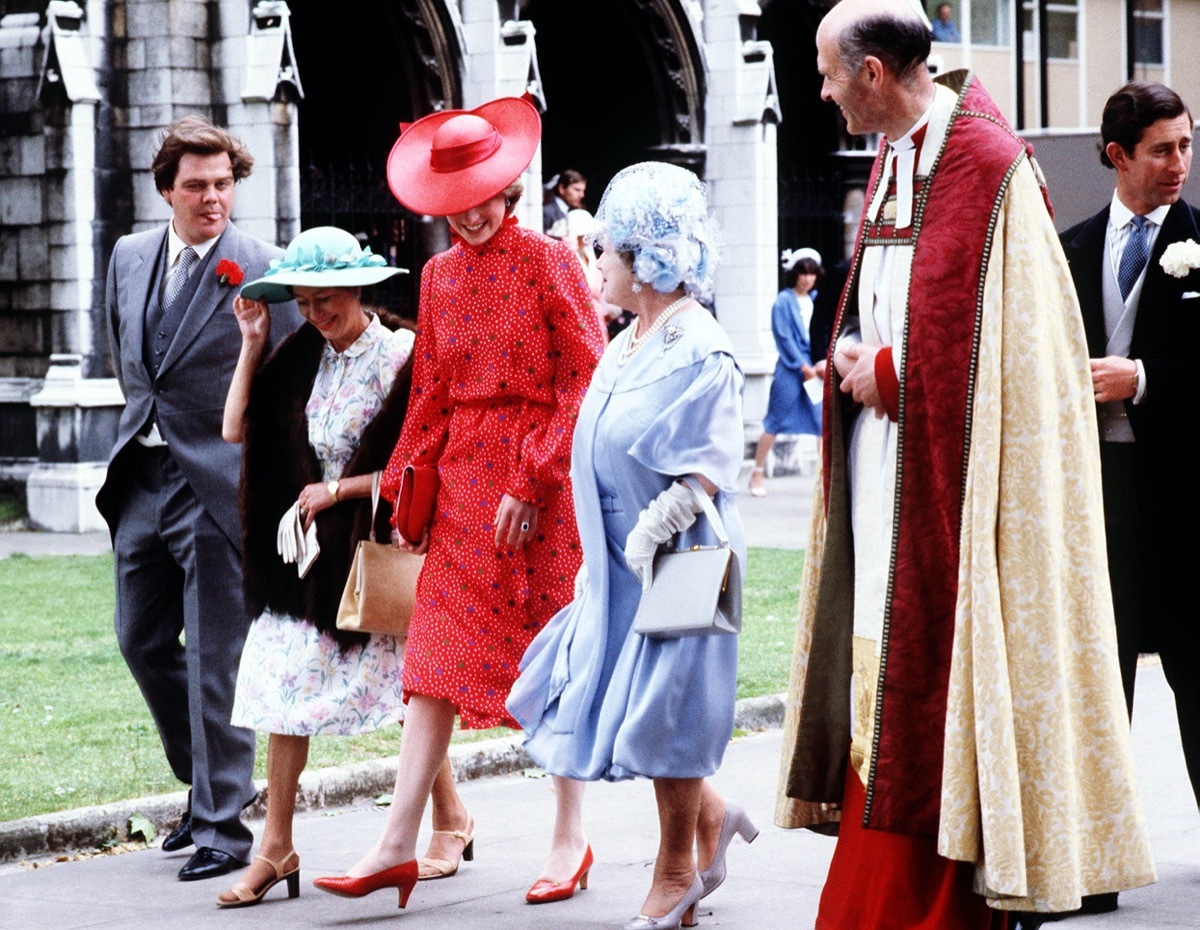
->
[112,445,255,858]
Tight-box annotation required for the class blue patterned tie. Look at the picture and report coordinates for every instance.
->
[1117,215,1150,301]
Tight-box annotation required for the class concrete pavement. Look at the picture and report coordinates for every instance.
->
[2,471,1196,927]
[0,662,1195,929]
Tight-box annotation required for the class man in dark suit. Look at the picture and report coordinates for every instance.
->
[96,116,297,881]
[1060,81,1199,815]
[542,168,586,237]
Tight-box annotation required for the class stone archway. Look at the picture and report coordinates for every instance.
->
[521,0,706,213]
[289,0,464,315]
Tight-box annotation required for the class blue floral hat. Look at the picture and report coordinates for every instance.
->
[239,226,407,303]
[592,162,721,304]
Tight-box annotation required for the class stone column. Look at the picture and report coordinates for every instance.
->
[702,0,781,446]
[224,1,303,247]
[459,0,544,232]
[26,354,122,531]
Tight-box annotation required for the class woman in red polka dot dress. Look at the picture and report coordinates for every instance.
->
[313,97,604,909]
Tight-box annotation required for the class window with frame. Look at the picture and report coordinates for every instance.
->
[967,0,1013,46]
[1022,0,1080,60]
[1133,0,1164,66]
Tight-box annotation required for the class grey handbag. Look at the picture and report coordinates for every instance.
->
[632,478,742,638]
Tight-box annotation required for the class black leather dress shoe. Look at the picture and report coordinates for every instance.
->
[162,790,192,852]
[160,810,192,852]
[178,847,247,882]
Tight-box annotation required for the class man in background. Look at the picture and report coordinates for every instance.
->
[543,168,587,236]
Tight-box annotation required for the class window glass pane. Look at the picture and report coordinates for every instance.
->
[1046,10,1077,59]
[1133,0,1164,65]
[969,0,1012,45]
[1021,2,1079,60]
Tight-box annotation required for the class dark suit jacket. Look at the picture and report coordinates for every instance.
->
[543,199,568,236]
[97,221,297,549]
[1060,200,1200,459]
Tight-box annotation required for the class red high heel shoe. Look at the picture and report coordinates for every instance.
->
[312,860,419,909]
[525,845,594,904]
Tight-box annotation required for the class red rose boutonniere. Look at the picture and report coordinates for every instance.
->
[215,259,245,286]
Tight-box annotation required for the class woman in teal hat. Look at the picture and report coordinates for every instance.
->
[216,226,468,908]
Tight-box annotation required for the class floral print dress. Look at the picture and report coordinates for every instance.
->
[231,316,416,736]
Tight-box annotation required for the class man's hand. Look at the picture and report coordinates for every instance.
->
[1090,356,1138,403]
[835,342,886,416]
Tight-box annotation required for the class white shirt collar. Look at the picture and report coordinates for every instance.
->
[885,99,935,229]
[167,220,222,266]
[1109,192,1171,230]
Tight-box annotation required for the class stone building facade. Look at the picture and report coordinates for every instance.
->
[3,0,1197,529]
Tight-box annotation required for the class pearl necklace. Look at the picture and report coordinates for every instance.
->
[618,295,692,366]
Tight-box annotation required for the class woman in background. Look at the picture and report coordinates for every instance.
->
[748,248,823,497]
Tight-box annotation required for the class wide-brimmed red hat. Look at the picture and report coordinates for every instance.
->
[386,96,541,217]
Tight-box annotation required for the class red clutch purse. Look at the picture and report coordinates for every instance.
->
[395,464,439,545]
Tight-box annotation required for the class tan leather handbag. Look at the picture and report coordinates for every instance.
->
[336,472,422,637]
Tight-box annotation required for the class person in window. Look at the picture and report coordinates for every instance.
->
[931,2,961,42]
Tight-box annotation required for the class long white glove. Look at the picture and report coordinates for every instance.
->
[276,502,321,579]
[624,480,704,592]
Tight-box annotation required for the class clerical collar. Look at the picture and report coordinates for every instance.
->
[886,100,935,230]
[1109,192,1170,231]
[167,221,221,266]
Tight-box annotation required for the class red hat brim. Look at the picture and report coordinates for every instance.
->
[386,97,541,217]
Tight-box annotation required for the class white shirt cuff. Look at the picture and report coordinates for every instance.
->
[1133,359,1146,404]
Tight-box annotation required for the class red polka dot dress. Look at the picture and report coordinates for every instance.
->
[381,217,604,729]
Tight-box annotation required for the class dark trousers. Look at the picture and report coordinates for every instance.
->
[1100,442,1200,808]
[112,445,255,857]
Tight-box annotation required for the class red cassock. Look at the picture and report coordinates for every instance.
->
[381,218,604,728]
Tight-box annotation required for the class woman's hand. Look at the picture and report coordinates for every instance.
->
[392,526,430,555]
[233,296,271,351]
[296,481,337,532]
[222,297,272,444]
[495,494,539,549]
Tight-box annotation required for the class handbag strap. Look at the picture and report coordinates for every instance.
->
[368,470,382,543]
[680,476,729,547]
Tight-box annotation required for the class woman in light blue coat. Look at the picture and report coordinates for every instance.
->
[509,162,757,930]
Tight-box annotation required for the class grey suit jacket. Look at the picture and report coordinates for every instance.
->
[97,221,297,549]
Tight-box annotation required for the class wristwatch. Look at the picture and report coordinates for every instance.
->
[326,479,339,503]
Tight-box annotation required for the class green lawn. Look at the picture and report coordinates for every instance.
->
[0,548,802,823]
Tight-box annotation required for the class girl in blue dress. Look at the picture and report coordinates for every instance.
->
[508,162,757,930]
[748,248,824,497]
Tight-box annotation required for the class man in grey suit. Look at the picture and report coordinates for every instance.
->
[96,116,297,881]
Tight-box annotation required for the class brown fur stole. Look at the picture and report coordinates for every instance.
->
[239,310,415,647]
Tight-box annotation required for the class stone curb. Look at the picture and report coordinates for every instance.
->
[0,693,785,862]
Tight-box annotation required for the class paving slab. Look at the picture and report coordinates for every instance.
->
[0,663,1194,930]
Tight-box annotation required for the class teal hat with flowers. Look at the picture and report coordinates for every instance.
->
[239,226,407,303]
